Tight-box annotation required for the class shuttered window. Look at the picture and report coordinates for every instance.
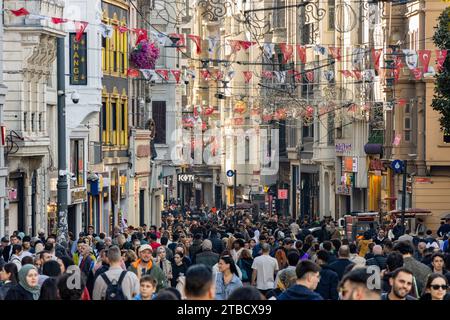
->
[152,101,166,144]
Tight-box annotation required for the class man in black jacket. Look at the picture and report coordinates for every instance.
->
[195,240,219,269]
[315,250,339,300]
[2,235,20,262]
[366,245,387,270]
[189,233,203,264]
[328,245,354,281]
[208,229,224,255]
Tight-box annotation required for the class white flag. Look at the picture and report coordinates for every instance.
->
[151,31,168,46]
[100,23,114,38]
[403,49,418,70]
[140,69,157,80]
[263,43,275,57]
[364,69,376,82]
[352,48,365,67]
[274,71,286,83]
[207,36,219,54]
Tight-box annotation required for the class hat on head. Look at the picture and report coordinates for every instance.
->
[1,236,8,243]
[138,244,152,253]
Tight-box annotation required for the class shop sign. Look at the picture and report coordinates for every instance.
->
[336,185,351,196]
[178,174,195,183]
[69,33,87,85]
[335,143,352,154]
[370,159,384,171]
[71,189,87,204]
[415,177,432,184]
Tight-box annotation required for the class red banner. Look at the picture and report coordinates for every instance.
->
[243,71,253,83]
[418,50,432,73]
[329,47,342,61]
[74,21,89,42]
[239,41,254,51]
[306,71,314,82]
[188,34,202,55]
[296,45,306,64]
[412,68,422,80]
[200,69,210,80]
[156,69,169,81]
[127,68,139,78]
[10,8,30,17]
[171,70,181,83]
[228,40,242,53]
[436,49,448,72]
[261,71,273,79]
[372,48,382,71]
[279,43,294,63]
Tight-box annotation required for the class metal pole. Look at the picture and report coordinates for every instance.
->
[401,159,407,232]
[233,169,237,219]
[56,37,68,246]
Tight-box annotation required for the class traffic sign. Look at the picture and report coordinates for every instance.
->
[226,170,235,177]
[391,160,404,174]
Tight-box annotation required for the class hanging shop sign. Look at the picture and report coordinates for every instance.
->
[71,189,87,204]
[69,33,87,85]
[369,159,384,171]
[336,185,351,196]
[335,143,352,154]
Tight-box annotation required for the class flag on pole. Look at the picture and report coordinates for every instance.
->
[51,17,69,24]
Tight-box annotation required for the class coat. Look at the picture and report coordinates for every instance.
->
[4,284,35,300]
[210,237,224,255]
[189,239,203,263]
[403,256,432,294]
[128,259,168,292]
[278,284,323,300]
[328,259,354,280]
[366,255,387,270]
[315,265,339,300]
[0,282,15,300]
[195,250,219,269]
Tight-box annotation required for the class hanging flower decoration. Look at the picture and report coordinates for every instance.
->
[130,40,160,69]
[234,100,247,114]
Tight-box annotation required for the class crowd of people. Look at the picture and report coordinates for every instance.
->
[1,205,450,301]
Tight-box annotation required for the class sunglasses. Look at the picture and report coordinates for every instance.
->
[431,284,448,290]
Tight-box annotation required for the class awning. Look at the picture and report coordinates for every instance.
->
[389,208,432,217]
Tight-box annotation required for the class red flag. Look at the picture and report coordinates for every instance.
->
[306,71,314,82]
[296,45,306,64]
[134,28,148,46]
[200,69,210,80]
[51,17,69,24]
[261,71,273,79]
[74,21,89,42]
[436,49,448,72]
[292,71,302,82]
[418,50,432,73]
[213,70,223,81]
[10,8,30,17]
[156,69,169,81]
[239,41,254,51]
[328,47,341,61]
[171,70,181,83]
[412,68,422,80]
[243,71,253,83]
[228,40,242,53]
[393,68,400,82]
[279,43,294,63]
[339,70,352,78]
[397,99,407,106]
[188,34,202,55]
[116,25,128,33]
[372,49,382,71]
[169,33,185,50]
[127,68,139,78]
[352,70,362,80]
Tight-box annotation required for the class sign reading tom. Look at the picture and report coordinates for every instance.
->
[69,33,87,85]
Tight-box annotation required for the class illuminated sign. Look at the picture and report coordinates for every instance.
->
[69,33,87,85]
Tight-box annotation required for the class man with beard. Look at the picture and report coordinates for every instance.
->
[381,268,416,300]
[339,267,381,300]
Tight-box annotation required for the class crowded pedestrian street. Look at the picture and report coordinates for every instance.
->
[0,0,450,304]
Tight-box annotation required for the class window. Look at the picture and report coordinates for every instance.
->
[70,139,84,188]
[102,100,108,144]
[273,0,286,29]
[152,101,166,144]
[23,112,27,131]
[31,113,35,132]
[327,112,335,146]
[328,0,335,30]
[404,104,411,142]
[111,101,117,144]
[39,113,43,132]
[120,99,128,146]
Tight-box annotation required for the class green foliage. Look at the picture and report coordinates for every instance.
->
[431,7,450,134]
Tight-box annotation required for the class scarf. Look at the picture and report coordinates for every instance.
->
[18,265,40,300]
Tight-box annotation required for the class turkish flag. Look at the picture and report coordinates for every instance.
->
[372,48,382,71]
[261,70,273,79]
[296,45,306,64]
[328,47,341,61]
[156,69,169,81]
[279,43,294,63]
[292,71,302,82]
[116,25,128,33]
[393,68,400,82]
[200,69,210,80]
[352,70,362,80]
[74,21,89,42]
[239,41,254,51]
[228,40,242,53]
[134,28,148,46]
[214,70,224,81]
[188,34,202,55]
[51,17,69,24]
[397,99,407,106]
[127,68,139,78]
[436,49,448,72]
[171,70,181,83]
[306,71,314,82]
[339,70,352,78]
[412,68,422,80]
[10,8,30,17]
[243,71,253,83]
[418,50,432,73]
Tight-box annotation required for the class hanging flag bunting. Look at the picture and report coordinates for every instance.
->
[323,70,335,82]
[74,21,89,42]
[156,69,169,81]
[213,70,224,81]
[134,28,148,46]
[403,49,418,70]
[393,133,402,146]
[100,23,114,38]
[296,45,307,64]
[364,69,376,82]
[263,43,275,57]
[169,33,185,49]
[306,71,314,82]
[339,70,353,78]
[140,69,157,80]
[436,49,448,72]
[239,40,254,51]
[188,34,202,55]
[171,70,181,84]
[116,25,129,34]
[328,47,342,61]
[261,70,274,79]
[200,69,210,81]
[279,43,294,63]
[418,50,432,73]
[243,71,253,83]
[372,48,382,71]
[289,70,302,82]
[352,70,362,81]
[394,56,404,69]
[228,40,242,53]
[352,48,365,67]
[186,69,196,79]
[51,17,68,24]
[314,45,326,55]
[207,36,219,54]
[10,8,30,17]
[412,67,422,80]
[151,31,168,45]
[393,68,400,82]
[127,68,140,78]
[397,98,407,107]
[274,71,286,83]
[227,70,235,80]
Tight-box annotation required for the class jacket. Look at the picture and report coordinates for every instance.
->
[403,256,432,294]
[4,284,35,300]
[358,240,373,257]
[128,259,168,292]
[154,258,172,282]
[328,259,354,280]
[278,284,323,300]
[215,273,243,300]
[315,265,339,300]
[0,281,15,300]
[195,250,219,269]
[366,255,387,270]
[189,239,203,263]
[210,236,224,255]
[381,292,416,300]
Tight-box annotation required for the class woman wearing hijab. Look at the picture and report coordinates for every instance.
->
[4,264,41,300]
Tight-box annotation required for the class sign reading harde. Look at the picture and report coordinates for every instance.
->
[178,174,195,183]
[69,33,87,85]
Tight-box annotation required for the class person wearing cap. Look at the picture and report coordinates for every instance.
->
[128,244,168,292]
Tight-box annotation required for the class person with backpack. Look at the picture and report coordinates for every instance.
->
[92,246,139,300]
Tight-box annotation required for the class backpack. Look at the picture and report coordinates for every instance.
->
[101,271,128,300]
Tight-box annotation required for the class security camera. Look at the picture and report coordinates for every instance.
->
[184,79,189,85]
[71,91,80,104]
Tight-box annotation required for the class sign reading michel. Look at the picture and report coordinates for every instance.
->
[69,33,87,85]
